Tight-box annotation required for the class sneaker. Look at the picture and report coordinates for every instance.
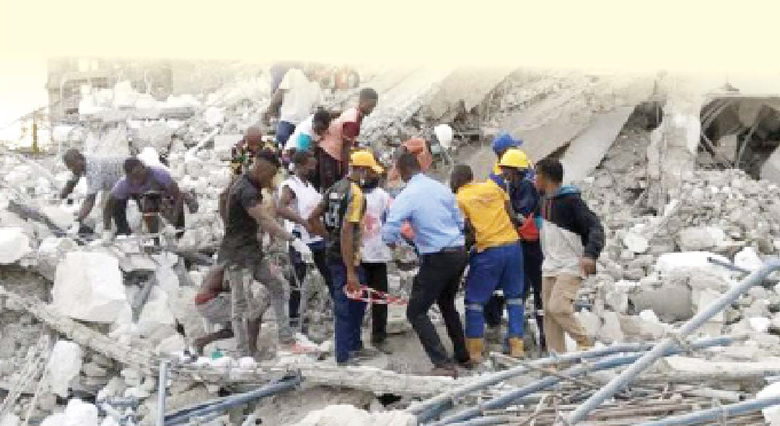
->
[351,347,381,360]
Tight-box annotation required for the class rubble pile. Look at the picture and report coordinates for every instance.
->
[4,65,780,424]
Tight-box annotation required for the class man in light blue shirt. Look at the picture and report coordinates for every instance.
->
[382,153,469,377]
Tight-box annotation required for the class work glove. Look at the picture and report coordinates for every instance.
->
[101,230,114,245]
[290,238,314,264]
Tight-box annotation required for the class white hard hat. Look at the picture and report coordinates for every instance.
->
[434,124,454,149]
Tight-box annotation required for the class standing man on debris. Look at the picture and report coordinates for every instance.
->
[483,132,525,343]
[495,148,546,352]
[450,165,526,363]
[102,157,186,238]
[359,161,394,354]
[60,149,125,234]
[534,158,604,353]
[315,88,379,191]
[265,67,323,149]
[308,150,381,366]
[217,150,311,356]
[276,150,333,330]
[382,152,469,377]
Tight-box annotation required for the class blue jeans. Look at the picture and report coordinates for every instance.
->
[328,261,367,363]
[465,242,525,339]
[275,121,296,147]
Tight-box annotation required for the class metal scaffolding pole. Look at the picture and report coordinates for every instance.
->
[567,259,780,424]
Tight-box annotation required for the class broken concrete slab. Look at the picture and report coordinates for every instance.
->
[52,252,128,323]
[677,227,726,251]
[423,67,514,121]
[560,107,634,184]
[629,282,693,323]
[761,145,780,185]
[0,227,31,265]
[45,340,83,398]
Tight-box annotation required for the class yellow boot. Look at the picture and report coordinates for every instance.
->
[466,338,484,364]
[508,337,526,359]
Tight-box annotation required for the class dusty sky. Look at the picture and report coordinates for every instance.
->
[1,0,779,126]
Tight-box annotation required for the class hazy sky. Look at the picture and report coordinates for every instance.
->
[1,0,779,127]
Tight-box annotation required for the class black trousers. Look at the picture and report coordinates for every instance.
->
[288,241,332,324]
[362,262,388,343]
[406,248,469,367]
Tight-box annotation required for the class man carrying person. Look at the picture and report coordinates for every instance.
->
[276,150,333,331]
[60,149,125,234]
[497,148,546,352]
[382,152,469,377]
[450,165,526,363]
[307,150,382,366]
[230,126,264,176]
[217,149,311,356]
[359,162,393,354]
[534,158,604,353]
[102,157,185,239]
[315,88,379,191]
[265,67,323,149]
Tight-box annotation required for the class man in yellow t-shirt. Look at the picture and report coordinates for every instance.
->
[451,165,526,362]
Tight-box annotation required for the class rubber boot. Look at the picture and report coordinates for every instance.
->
[465,338,484,364]
[508,337,525,359]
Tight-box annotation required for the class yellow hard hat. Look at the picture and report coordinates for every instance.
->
[499,148,530,169]
[350,150,384,174]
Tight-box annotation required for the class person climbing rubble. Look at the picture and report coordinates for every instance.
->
[382,152,469,377]
[450,164,526,363]
[534,157,604,353]
[315,88,379,191]
[264,66,323,149]
[307,150,381,366]
[276,150,333,331]
[102,157,186,239]
[60,148,125,234]
[494,148,546,353]
[217,149,311,357]
[192,264,269,355]
[359,161,394,355]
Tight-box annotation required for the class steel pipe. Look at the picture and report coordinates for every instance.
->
[638,396,780,426]
[567,259,780,424]
[433,337,731,425]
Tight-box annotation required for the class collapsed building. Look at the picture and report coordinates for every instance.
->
[2,64,780,425]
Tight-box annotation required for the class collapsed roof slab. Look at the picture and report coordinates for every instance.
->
[761,146,780,185]
[561,106,634,184]
[423,67,515,121]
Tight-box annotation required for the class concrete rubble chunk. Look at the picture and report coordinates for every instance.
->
[292,404,416,426]
[677,227,725,251]
[52,251,129,323]
[45,340,83,398]
[0,227,32,264]
[597,311,624,344]
[0,414,20,426]
[576,310,601,338]
[629,281,693,323]
[622,231,649,254]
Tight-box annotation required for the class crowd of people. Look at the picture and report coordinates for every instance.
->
[60,67,606,378]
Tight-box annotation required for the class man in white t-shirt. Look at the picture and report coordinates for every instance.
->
[265,68,323,149]
[359,166,394,354]
[283,109,333,154]
[276,150,333,330]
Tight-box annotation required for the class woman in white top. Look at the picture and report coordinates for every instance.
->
[276,150,333,329]
[359,166,394,354]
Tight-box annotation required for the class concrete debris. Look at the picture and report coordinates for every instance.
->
[51,252,128,323]
[293,404,415,426]
[0,228,31,265]
[45,340,82,398]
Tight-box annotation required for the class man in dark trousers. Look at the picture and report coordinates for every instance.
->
[382,152,469,377]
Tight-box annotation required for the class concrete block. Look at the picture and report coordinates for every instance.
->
[52,252,128,323]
